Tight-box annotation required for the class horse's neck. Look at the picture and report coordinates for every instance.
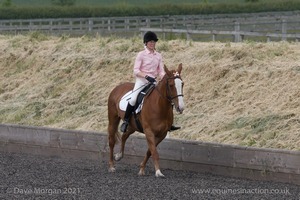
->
[153,78,171,107]
[143,79,173,121]
[155,79,165,96]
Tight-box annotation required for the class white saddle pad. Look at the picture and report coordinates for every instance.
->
[119,90,143,113]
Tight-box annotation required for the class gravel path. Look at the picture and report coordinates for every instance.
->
[0,152,299,200]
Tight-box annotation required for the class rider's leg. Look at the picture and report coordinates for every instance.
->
[120,77,147,133]
[120,103,135,133]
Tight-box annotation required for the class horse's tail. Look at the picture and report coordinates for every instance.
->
[107,88,122,144]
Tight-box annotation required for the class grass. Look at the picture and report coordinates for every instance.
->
[9,0,296,7]
[0,34,300,150]
[9,0,254,6]
[1,0,300,20]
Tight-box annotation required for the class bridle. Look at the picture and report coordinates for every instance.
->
[166,76,184,104]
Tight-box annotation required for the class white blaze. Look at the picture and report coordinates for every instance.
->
[174,78,184,112]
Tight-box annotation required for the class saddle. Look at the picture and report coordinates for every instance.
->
[119,83,155,132]
[134,83,155,110]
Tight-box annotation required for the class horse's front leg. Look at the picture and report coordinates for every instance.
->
[141,133,165,177]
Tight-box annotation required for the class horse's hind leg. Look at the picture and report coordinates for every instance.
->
[108,112,121,172]
[138,149,151,176]
[114,129,134,161]
[108,128,118,172]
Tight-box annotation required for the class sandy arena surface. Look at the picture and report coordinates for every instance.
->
[0,152,299,200]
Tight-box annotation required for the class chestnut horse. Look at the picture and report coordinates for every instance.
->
[107,64,184,177]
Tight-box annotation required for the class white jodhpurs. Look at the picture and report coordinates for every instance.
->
[128,77,148,106]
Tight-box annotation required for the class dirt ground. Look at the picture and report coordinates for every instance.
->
[1,152,299,199]
[0,33,299,150]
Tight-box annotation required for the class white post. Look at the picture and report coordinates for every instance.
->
[108,19,111,31]
[281,19,287,41]
[186,31,191,41]
[88,19,93,32]
[49,20,53,32]
[69,20,72,31]
[234,22,241,42]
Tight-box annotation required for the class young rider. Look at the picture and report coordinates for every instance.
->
[120,31,181,133]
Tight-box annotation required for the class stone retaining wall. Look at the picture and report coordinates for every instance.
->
[0,123,299,185]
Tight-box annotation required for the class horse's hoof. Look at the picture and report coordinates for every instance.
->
[155,169,165,178]
[108,167,116,173]
[114,152,123,161]
[138,169,145,176]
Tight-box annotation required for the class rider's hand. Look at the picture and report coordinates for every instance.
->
[145,75,156,83]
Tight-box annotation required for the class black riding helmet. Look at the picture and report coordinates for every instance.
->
[143,31,158,44]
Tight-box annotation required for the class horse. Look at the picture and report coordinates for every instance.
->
[107,63,184,177]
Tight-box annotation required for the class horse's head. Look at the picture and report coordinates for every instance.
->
[164,63,185,114]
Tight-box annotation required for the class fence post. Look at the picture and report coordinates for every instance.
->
[108,19,111,31]
[79,20,82,31]
[125,18,129,31]
[29,20,33,31]
[69,20,72,31]
[186,31,191,40]
[281,19,287,41]
[49,20,53,33]
[234,22,241,42]
[88,19,93,32]
[212,30,216,42]
[146,18,150,28]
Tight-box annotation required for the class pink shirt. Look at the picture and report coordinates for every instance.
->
[133,48,165,79]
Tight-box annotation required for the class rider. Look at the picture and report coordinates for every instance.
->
[120,31,181,133]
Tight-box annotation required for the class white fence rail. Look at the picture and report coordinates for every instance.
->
[1,12,300,42]
[141,21,300,42]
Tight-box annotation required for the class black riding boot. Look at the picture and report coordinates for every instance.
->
[170,124,181,131]
[120,103,135,133]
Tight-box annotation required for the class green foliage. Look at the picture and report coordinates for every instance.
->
[0,0,299,19]
[1,0,12,7]
[51,0,76,6]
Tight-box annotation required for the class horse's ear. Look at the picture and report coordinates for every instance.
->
[177,63,182,74]
[164,64,172,75]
